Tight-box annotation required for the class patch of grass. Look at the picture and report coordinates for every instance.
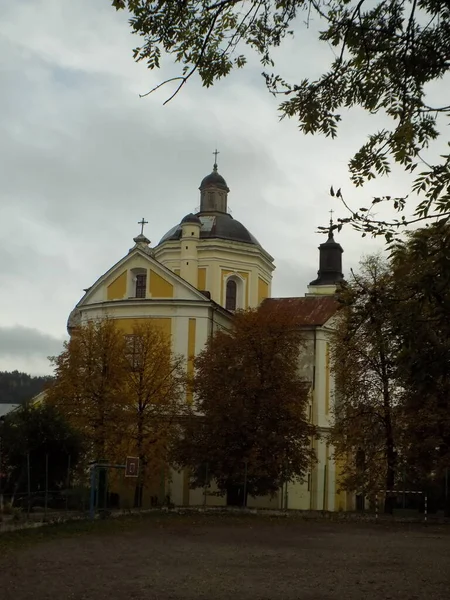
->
[0,513,158,552]
[0,510,246,552]
[0,510,291,553]
[2,508,441,555]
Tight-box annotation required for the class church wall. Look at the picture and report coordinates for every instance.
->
[313,329,333,430]
[155,238,274,310]
[149,270,174,298]
[211,307,232,336]
[112,317,172,337]
[180,234,199,287]
[288,325,339,511]
[198,267,207,290]
[168,469,184,506]
[306,284,338,296]
[189,485,226,507]
[285,480,312,510]
[258,277,269,304]
[186,318,196,403]
[106,271,127,300]
[247,494,279,509]
[173,313,189,359]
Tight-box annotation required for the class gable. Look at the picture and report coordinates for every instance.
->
[78,248,210,307]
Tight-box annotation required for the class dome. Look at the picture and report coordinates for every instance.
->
[158,213,260,246]
[200,169,229,191]
[181,213,201,225]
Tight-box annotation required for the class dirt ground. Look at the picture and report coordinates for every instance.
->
[0,515,449,600]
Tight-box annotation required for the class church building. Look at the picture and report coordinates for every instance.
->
[66,157,352,512]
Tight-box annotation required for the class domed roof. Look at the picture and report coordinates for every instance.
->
[181,213,201,225]
[200,168,229,191]
[158,213,260,246]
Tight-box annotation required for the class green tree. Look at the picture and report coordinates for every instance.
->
[330,255,402,512]
[0,403,83,507]
[113,0,450,238]
[173,304,314,503]
[390,223,450,512]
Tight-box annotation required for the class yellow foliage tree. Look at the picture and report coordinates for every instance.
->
[47,319,186,507]
[47,319,127,463]
[122,321,185,507]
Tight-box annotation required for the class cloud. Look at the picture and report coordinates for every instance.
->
[0,326,65,359]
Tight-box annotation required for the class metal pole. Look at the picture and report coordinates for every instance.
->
[0,434,2,513]
[45,454,49,518]
[89,465,96,520]
[243,460,248,508]
[103,468,108,513]
[322,464,327,512]
[424,494,428,523]
[27,452,31,518]
[403,469,406,509]
[445,468,448,504]
[375,494,378,520]
[203,462,208,507]
[66,454,71,513]
[0,417,3,513]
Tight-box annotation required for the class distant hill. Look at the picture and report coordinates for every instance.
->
[0,371,52,405]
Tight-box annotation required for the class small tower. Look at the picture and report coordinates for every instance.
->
[180,213,201,287]
[307,216,344,296]
[199,150,229,214]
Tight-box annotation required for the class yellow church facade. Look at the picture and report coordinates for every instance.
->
[66,158,352,512]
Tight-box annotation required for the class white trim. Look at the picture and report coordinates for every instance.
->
[223,272,246,310]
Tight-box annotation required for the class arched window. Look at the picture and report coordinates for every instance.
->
[226,279,237,311]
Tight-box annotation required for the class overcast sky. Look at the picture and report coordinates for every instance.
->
[0,0,432,375]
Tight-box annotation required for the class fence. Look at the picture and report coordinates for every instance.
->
[0,453,91,522]
[1,453,448,523]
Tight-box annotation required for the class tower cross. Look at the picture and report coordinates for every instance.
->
[213,148,220,169]
[138,218,148,235]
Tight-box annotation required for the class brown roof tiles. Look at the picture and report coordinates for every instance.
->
[263,296,340,326]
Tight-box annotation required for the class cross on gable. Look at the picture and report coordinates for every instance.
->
[138,218,148,235]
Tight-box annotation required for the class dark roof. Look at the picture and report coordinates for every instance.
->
[200,170,229,191]
[158,213,260,246]
[181,213,201,225]
[262,296,340,326]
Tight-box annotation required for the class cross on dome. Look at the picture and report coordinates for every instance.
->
[213,148,220,171]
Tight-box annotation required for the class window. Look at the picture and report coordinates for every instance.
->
[135,273,147,298]
[226,279,237,311]
[124,334,142,372]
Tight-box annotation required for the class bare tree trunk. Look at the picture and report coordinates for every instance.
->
[384,413,396,514]
[134,407,144,509]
